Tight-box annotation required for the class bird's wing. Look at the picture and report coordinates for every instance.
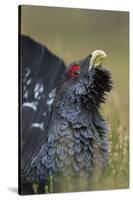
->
[20,35,66,170]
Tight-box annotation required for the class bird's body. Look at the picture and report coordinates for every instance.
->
[23,52,112,190]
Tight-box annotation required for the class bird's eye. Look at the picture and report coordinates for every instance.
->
[67,64,81,79]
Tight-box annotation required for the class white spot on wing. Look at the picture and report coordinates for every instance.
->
[25,68,30,78]
[26,79,32,85]
[24,91,28,99]
[23,102,37,111]
[49,88,56,98]
[47,88,56,106]
[31,123,44,131]
[46,98,54,106]
[34,82,44,100]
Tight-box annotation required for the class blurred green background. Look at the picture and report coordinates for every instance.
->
[20,5,129,191]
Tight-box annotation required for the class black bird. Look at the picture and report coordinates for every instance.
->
[22,49,112,193]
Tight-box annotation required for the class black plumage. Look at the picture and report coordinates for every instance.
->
[20,35,66,170]
[22,50,112,188]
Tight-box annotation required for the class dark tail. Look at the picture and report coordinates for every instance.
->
[19,35,66,194]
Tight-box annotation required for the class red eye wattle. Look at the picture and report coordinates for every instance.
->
[68,64,80,78]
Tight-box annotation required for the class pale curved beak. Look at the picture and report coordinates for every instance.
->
[89,50,107,70]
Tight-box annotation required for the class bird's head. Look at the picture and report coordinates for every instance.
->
[67,50,107,79]
[55,50,112,110]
